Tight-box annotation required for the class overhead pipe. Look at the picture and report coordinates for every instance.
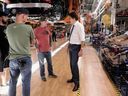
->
[95,7,105,19]
[93,0,104,14]
[94,0,111,19]
[6,3,52,8]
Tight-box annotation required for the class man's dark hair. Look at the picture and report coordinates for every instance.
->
[68,12,78,20]
[16,8,29,15]
[0,11,8,17]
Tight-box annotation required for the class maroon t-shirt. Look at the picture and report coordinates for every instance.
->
[34,27,51,52]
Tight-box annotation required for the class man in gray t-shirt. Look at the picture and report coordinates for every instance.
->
[6,9,35,96]
[6,23,34,59]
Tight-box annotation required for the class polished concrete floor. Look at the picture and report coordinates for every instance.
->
[0,38,117,96]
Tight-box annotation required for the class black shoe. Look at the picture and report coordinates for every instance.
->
[67,79,74,83]
[42,77,47,81]
[72,84,79,92]
[49,74,57,78]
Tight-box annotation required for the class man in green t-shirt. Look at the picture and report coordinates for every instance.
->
[6,9,35,96]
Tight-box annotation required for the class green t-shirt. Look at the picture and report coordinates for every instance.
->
[6,23,35,59]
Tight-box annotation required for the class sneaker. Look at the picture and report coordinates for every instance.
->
[41,77,47,81]
[49,74,57,78]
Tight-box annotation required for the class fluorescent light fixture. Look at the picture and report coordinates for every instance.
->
[93,0,103,14]
[7,3,52,8]
[95,7,105,19]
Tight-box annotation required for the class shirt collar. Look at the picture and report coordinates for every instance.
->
[73,21,78,26]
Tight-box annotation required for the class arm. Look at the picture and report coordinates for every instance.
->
[30,38,36,47]
[78,24,86,56]
[79,24,86,48]
[81,41,85,49]
[34,38,39,48]
[30,26,36,47]
[46,27,52,36]
[48,30,52,36]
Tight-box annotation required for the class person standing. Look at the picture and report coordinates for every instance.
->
[67,12,85,91]
[0,11,9,86]
[6,9,35,96]
[34,18,57,81]
[52,30,57,42]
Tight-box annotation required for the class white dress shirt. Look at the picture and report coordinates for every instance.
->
[69,21,85,45]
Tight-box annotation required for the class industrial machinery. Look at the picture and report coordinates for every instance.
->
[99,31,128,96]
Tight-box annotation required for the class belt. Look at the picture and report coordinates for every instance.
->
[69,44,81,46]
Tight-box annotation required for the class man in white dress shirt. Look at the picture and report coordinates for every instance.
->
[67,12,85,91]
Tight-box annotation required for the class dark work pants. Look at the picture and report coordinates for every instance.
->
[69,44,81,84]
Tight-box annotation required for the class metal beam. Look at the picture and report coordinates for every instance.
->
[6,3,52,8]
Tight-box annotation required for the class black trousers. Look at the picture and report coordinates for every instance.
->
[69,44,81,84]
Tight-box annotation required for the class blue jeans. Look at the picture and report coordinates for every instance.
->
[8,56,32,96]
[38,52,53,78]
[69,44,81,84]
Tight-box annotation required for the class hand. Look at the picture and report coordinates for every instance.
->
[49,47,52,50]
[30,44,34,47]
[78,49,83,57]
[35,43,39,48]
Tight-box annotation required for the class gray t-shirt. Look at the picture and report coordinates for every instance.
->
[6,23,35,59]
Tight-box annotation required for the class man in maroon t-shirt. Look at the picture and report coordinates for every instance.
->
[34,19,57,81]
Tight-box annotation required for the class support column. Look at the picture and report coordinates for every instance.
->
[75,0,79,14]
[111,0,116,25]
[68,0,73,13]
